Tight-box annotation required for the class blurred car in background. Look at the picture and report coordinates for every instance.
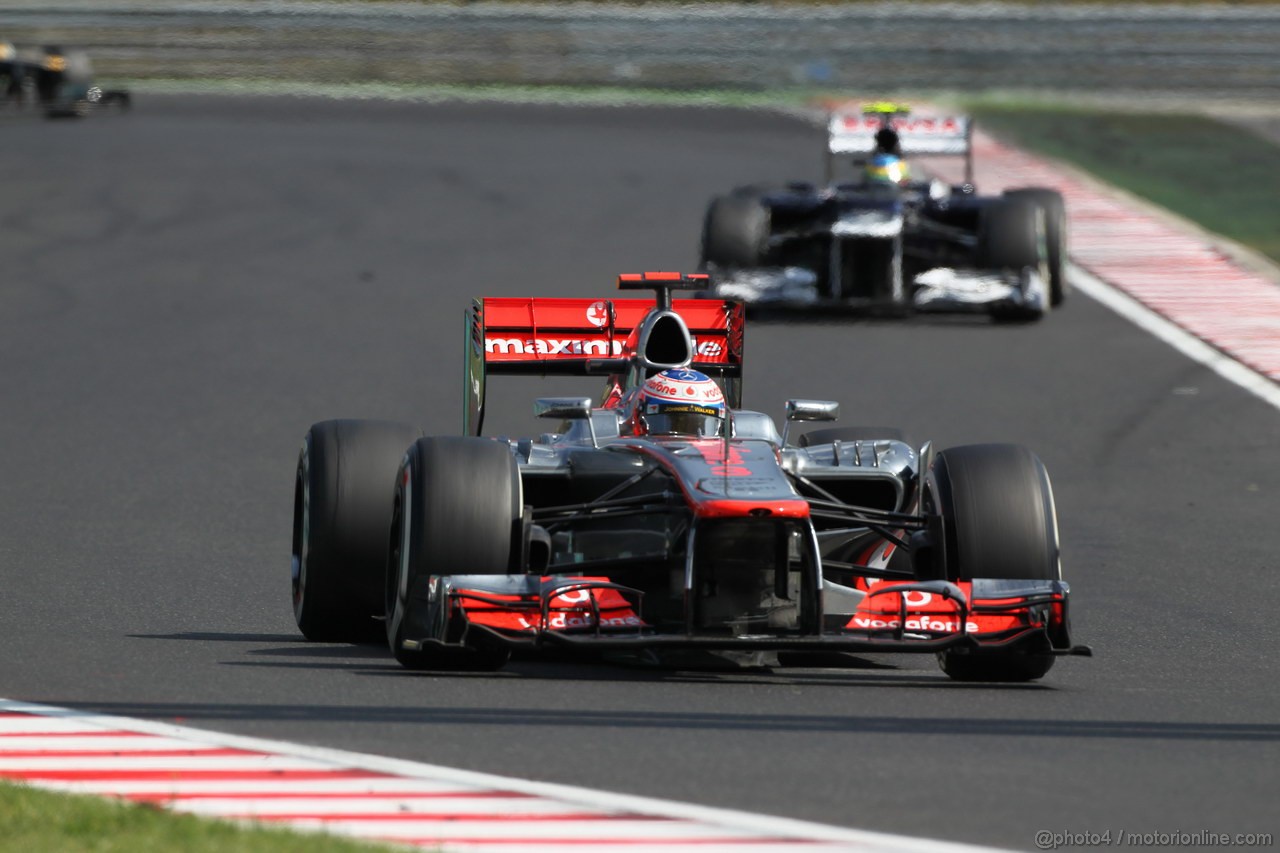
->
[700,103,1067,321]
[0,44,130,118]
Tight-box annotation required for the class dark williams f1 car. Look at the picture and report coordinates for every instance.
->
[700,104,1067,320]
[291,272,1089,681]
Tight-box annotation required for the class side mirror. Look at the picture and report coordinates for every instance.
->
[785,399,840,422]
[534,397,598,447]
[534,397,593,420]
[782,399,839,446]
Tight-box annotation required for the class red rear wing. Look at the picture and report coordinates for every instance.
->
[479,298,742,365]
[465,295,744,435]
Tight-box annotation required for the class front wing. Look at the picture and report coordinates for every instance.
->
[707,265,1047,317]
[399,574,1090,659]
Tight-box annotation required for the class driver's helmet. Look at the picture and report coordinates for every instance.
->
[41,46,68,74]
[865,152,910,185]
[635,368,726,437]
[874,127,903,156]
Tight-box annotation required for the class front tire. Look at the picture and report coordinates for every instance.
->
[1005,188,1067,306]
[978,197,1047,322]
[292,419,422,643]
[386,437,521,671]
[925,444,1061,682]
[977,197,1044,273]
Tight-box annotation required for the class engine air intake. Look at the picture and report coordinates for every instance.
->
[638,312,693,370]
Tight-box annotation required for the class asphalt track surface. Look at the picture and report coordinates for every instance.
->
[1,96,1277,849]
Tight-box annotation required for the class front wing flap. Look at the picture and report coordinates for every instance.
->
[407,574,1090,658]
[911,267,1048,315]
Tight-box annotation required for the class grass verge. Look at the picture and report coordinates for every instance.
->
[117,77,820,110]
[965,101,1280,264]
[0,780,399,853]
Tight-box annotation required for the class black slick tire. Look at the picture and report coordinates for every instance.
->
[700,193,769,270]
[977,197,1044,272]
[386,436,520,671]
[925,444,1061,682]
[292,419,422,643]
[978,197,1048,322]
[1005,188,1068,306]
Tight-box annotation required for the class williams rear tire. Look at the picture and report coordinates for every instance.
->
[700,193,769,270]
[925,443,1061,682]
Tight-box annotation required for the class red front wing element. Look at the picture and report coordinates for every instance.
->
[848,579,1066,642]
[452,578,646,635]
[440,574,1068,654]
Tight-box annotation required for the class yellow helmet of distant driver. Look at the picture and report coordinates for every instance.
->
[866,153,910,185]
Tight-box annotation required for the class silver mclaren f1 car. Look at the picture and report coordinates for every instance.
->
[290,272,1089,681]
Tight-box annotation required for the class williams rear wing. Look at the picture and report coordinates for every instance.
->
[464,285,744,436]
[825,107,973,184]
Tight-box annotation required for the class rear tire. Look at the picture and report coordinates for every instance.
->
[700,193,769,270]
[292,420,422,643]
[925,444,1061,682]
[386,437,520,671]
[1005,188,1067,306]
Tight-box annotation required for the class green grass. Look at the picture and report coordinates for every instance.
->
[0,781,400,853]
[119,77,815,109]
[966,102,1280,264]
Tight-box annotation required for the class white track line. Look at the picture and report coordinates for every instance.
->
[167,797,591,816]
[0,754,334,771]
[34,778,479,795]
[1,699,1011,853]
[898,114,1280,402]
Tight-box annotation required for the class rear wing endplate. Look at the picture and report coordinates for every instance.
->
[464,295,744,436]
